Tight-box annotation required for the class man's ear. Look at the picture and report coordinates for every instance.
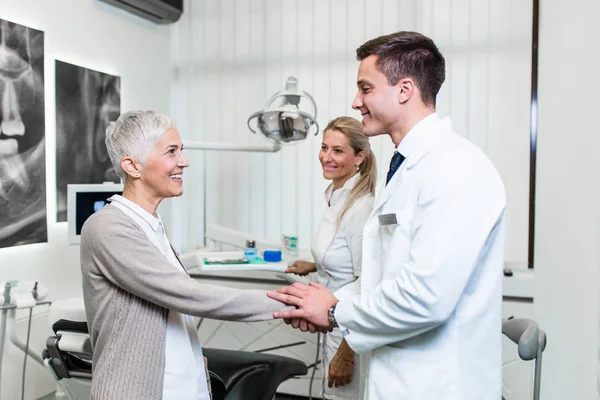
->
[120,156,142,179]
[397,78,415,104]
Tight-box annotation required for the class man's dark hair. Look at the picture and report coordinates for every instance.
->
[356,31,445,107]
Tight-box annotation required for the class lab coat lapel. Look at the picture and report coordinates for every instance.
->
[370,116,452,217]
[371,163,407,214]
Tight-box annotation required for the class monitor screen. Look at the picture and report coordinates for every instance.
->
[67,183,123,244]
[75,191,122,235]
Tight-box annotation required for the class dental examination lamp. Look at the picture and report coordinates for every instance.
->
[184,77,318,153]
[247,76,319,144]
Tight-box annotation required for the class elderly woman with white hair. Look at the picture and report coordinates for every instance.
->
[80,110,288,400]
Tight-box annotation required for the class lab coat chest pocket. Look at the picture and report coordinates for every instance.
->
[380,210,412,278]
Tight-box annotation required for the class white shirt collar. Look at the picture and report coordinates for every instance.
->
[108,194,163,233]
[396,112,441,157]
[324,172,360,207]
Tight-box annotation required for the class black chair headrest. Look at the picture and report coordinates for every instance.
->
[52,319,89,335]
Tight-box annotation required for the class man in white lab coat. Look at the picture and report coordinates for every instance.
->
[268,31,506,399]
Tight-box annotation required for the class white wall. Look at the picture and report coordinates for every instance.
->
[534,0,600,399]
[172,0,533,267]
[0,1,172,399]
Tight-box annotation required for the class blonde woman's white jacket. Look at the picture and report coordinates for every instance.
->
[334,114,506,400]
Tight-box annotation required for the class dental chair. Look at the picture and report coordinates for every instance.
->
[502,318,547,400]
[42,298,307,400]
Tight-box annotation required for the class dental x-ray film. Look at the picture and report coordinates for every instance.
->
[0,19,47,248]
[55,60,121,222]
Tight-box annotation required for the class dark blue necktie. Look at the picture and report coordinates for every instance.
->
[386,151,405,185]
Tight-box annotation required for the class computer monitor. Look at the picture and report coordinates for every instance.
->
[67,183,124,244]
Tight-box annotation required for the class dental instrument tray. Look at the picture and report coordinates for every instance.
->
[203,257,250,265]
[190,251,288,272]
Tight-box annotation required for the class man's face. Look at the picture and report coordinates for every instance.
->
[352,55,402,137]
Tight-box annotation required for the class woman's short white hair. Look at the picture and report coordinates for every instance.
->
[105,110,176,180]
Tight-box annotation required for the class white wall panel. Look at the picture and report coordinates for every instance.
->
[233,0,251,234]
[468,0,491,152]
[431,0,452,120]
[173,0,533,266]
[310,0,333,238]
[449,0,470,138]
[535,0,600,397]
[280,0,300,238]
[487,0,532,264]
[202,0,222,234]
[264,1,284,241]
[296,0,317,246]
[219,0,236,230]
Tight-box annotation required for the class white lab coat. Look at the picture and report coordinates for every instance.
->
[311,173,374,399]
[335,114,506,400]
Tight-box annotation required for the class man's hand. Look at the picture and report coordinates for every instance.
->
[268,281,338,329]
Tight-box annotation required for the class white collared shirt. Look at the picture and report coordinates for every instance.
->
[108,195,210,400]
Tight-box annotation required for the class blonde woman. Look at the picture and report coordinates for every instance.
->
[286,116,376,399]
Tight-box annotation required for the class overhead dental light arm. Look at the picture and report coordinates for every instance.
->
[180,77,317,248]
[184,141,282,153]
[183,77,317,154]
[261,89,319,118]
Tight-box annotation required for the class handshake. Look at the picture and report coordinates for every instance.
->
[267,281,339,333]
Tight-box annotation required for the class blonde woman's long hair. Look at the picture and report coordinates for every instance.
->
[324,117,377,226]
